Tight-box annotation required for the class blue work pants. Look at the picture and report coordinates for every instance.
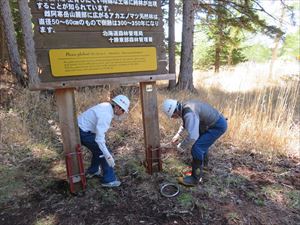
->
[79,128,116,183]
[191,115,227,161]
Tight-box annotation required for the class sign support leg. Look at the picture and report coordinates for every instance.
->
[55,88,85,193]
[140,81,162,174]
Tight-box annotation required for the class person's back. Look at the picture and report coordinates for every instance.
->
[182,99,220,128]
[78,102,113,134]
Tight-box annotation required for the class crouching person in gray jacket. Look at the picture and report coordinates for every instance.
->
[78,95,130,188]
[162,99,227,186]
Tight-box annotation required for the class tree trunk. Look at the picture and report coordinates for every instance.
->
[269,6,285,79]
[0,18,6,64]
[227,48,233,66]
[0,0,27,86]
[178,0,195,90]
[168,0,176,90]
[214,43,221,73]
[214,2,223,73]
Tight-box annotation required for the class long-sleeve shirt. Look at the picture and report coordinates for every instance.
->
[78,102,113,156]
[177,100,220,148]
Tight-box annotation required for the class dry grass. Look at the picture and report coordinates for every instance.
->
[224,82,299,155]
[0,61,298,173]
[0,62,299,224]
[158,60,300,157]
[1,61,298,164]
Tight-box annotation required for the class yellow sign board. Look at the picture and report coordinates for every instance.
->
[49,47,157,77]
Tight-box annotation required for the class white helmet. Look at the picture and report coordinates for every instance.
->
[162,99,177,118]
[112,95,130,112]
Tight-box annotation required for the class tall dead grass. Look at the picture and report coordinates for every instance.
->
[1,62,299,159]
[224,62,299,156]
[158,87,298,155]
[224,82,299,156]
[161,60,300,157]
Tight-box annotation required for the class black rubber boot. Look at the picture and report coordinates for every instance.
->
[178,159,203,187]
[178,176,198,187]
[192,159,203,183]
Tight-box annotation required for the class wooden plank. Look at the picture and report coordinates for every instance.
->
[34,56,168,83]
[35,45,167,67]
[33,31,165,49]
[23,0,168,88]
[36,68,169,83]
[30,73,175,90]
[55,88,84,193]
[29,14,164,32]
[29,3,163,14]
[140,81,162,174]
[33,24,164,32]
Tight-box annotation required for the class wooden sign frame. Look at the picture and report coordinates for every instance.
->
[18,0,175,193]
[18,0,174,90]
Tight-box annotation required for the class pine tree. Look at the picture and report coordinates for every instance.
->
[0,0,27,86]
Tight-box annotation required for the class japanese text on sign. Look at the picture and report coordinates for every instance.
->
[35,0,159,44]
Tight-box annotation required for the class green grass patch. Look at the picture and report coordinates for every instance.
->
[246,191,265,206]
[122,158,148,180]
[287,190,300,209]
[227,212,241,223]
[224,174,246,187]
[101,189,118,204]
[177,192,194,209]
[262,185,300,209]
[0,166,26,204]
[163,157,188,176]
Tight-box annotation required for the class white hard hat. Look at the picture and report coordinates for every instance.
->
[162,99,177,118]
[112,95,130,112]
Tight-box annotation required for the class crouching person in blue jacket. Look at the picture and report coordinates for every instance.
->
[162,98,227,186]
[78,95,130,188]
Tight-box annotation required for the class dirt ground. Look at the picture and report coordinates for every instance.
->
[0,140,299,225]
[0,72,299,225]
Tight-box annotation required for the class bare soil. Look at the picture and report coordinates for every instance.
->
[0,141,299,225]
[0,72,299,225]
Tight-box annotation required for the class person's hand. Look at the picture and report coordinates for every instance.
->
[104,153,115,167]
[176,143,185,153]
[171,134,180,145]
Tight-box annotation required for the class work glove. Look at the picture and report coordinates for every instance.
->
[171,133,180,144]
[104,153,115,167]
[176,142,185,153]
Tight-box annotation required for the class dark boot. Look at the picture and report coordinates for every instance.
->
[178,176,198,187]
[178,159,203,187]
[192,159,203,183]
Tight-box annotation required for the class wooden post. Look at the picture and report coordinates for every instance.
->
[55,88,84,193]
[140,81,162,174]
